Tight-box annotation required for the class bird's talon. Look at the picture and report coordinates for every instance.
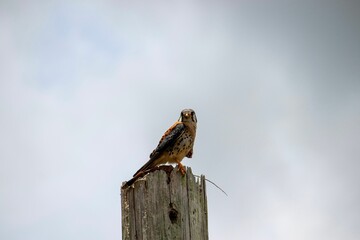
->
[177,163,186,175]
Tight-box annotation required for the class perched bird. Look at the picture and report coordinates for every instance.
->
[125,109,197,187]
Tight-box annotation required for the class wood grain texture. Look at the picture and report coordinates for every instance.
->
[121,167,208,240]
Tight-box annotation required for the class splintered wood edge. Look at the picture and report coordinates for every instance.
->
[121,166,203,189]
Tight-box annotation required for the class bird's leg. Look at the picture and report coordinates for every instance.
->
[176,161,186,175]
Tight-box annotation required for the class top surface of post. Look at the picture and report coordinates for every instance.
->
[121,166,208,240]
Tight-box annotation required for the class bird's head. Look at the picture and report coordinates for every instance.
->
[179,109,197,123]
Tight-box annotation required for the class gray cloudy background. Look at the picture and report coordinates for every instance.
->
[1,0,359,239]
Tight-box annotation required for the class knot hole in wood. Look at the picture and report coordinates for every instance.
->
[168,203,179,224]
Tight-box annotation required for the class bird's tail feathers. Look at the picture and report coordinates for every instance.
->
[133,158,156,177]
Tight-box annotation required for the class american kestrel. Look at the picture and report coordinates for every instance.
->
[125,109,197,186]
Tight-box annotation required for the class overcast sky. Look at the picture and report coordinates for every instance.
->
[1,1,359,240]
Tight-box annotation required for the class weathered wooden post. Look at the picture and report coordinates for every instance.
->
[121,166,208,240]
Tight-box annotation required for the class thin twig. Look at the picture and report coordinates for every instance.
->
[194,175,228,196]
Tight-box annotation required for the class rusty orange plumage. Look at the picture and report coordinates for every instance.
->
[125,109,197,187]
